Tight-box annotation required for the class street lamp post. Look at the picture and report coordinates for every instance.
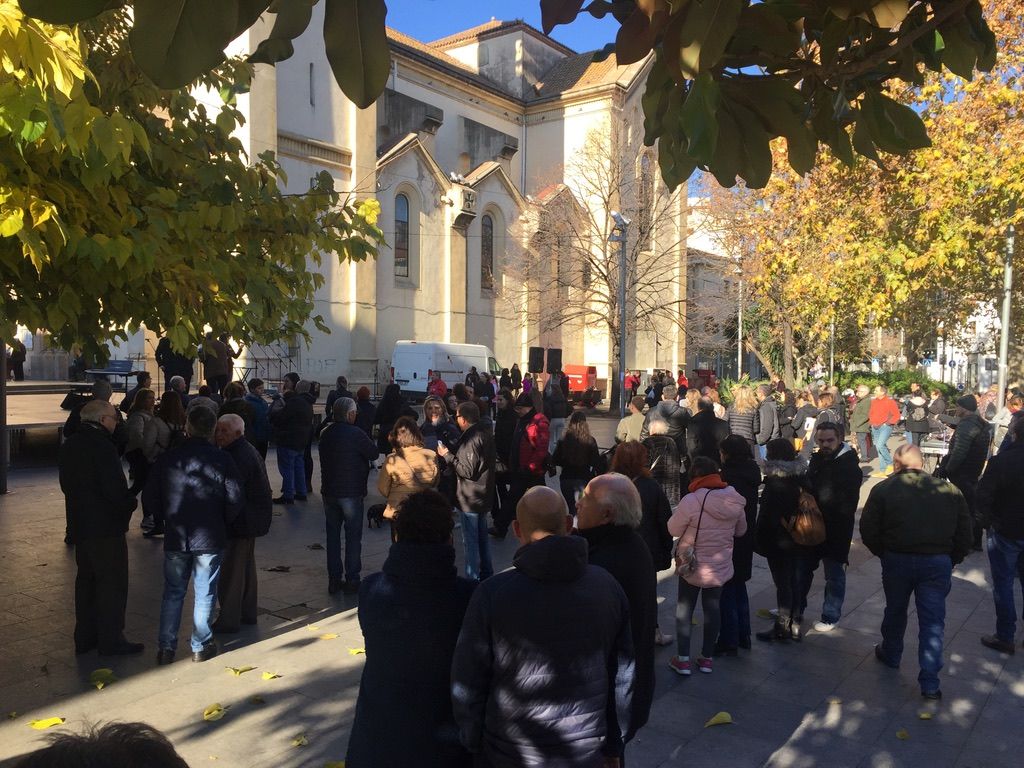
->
[610,211,630,417]
[829,316,835,386]
[997,219,1015,412]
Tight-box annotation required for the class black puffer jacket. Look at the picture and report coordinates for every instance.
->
[755,459,811,558]
[447,422,496,515]
[806,444,863,563]
[58,423,137,543]
[633,475,673,571]
[977,441,1024,539]
[319,421,379,499]
[721,457,761,582]
[640,400,690,452]
[270,391,313,450]
[222,437,273,538]
[941,412,991,482]
[755,399,781,445]
[451,535,635,767]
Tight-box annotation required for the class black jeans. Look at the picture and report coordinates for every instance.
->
[767,553,813,622]
[676,579,722,659]
[949,475,981,548]
[74,535,129,652]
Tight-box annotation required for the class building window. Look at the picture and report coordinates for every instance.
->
[394,193,410,278]
[637,153,653,250]
[478,44,489,67]
[481,214,494,290]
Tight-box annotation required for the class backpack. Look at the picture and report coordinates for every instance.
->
[785,489,827,546]
[910,404,927,423]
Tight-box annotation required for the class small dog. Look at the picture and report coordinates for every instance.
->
[366,503,386,529]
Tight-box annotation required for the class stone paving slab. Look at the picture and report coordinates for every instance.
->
[0,425,1022,766]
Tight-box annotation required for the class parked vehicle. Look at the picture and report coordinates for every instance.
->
[563,364,603,406]
[390,341,500,401]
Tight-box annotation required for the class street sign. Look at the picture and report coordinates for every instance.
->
[948,359,956,368]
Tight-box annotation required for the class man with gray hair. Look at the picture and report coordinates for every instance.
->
[576,473,657,760]
[318,396,379,595]
[212,414,272,633]
[167,375,189,410]
[754,384,781,462]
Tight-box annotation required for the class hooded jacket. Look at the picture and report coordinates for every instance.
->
[806,443,863,563]
[942,412,991,482]
[755,458,811,559]
[377,445,440,518]
[451,535,635,768]
[668,484,748,588]
[510,409,549,476]
[639,399,690,452]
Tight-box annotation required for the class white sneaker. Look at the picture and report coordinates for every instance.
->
[814,621,837,633]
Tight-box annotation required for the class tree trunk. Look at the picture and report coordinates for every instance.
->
[782,319,795,388]
[745,334,780,381]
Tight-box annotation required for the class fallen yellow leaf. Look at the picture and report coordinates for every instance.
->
[896,728,910,740]
[29,717,65,730]
[826,696,842,705]
[307,625,320,631]
[324,762,345,768]
[348,648,365,655]
[918,712,933,720]
[704,711,733,727]
[261,671,281,680]
[292,733,308,747]
[89,668,117,690]
[203,704,228,722]
[319,633,338,640]
[756,608,774,619]
[226,666,257,676]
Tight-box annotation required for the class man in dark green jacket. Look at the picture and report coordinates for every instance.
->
[860,444,972,700]
[849,385,873,462]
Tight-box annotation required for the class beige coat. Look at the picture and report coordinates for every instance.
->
[377,446,440,518]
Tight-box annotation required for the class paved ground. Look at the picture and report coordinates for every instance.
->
[0,418,1020,767]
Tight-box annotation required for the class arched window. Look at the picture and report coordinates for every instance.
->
[480,214,494,290]
[394,193,409,278]
[638,153,653,250]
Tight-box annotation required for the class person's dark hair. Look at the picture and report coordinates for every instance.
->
[630,395,646,412]
[136,371,151,385]
[197,384,211,396]
[697,396,715,412]
[389,416,424,455]
[394,489,455,544]
[457,401,480,424]
[16,721,189,768]
[186,404,217,439]
[128,388,155,414]
[336,375,348,389]
[815,421,843,440]
[452,383,470,402]
[496,388,514,409]
[1010,416,1024,442]
[356,385,371,402]
[156,392,185,427]
[766,437,796,461]
[689,456,720,478]
[222,381,245,400]
[247,378,264,393]
[719,434,753,461]
[610,440,651,478]
[558,411,596,467]
[283,372,300,387]
[501,367,509,376]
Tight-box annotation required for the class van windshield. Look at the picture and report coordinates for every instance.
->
[488,357,500,375]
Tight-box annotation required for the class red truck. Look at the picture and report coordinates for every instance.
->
[563,365,603,406]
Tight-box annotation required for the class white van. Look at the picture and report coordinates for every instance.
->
[391,341,501,400]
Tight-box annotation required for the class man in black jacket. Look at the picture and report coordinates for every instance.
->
[860,444,971,699]
[937,395,992,550]
[438,401,496,581]
[686,397,730,465]
[145,407,242,664]
[212,414,272,633]
[270,377,314,504]
[58,400,143,656]
[576,473,656,762]
[452,485,635,768]
[754,384,781,462]
[639,384,690,454]
[805,422,863,635]
[318,397,379,595]
[976,418,1024,654]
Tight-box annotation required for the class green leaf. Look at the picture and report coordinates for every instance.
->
[668,0,745,79]
[542,0,586,34]
[852,112,880,162]
[0,209,24,238]
[130,1,241,89]
[938,21,978,80]
[710,106,742,187]
[678,73,720,164]
[18,0,124,24]
[861,88,929,154]
[615,9,656,66]
[818,14,851,67]
[322,0,390,110]
[641,52,675,145]
[727,101,773,188]
[728,4,800,59]
[235,0,273,37]
[248,0,317,66]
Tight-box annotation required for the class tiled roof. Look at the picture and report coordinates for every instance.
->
[386,27,517,100]
[531,51,622,100]
[429,19,574,56]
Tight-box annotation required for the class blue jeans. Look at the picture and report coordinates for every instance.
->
[324,496,364,583]
[276,446,306,499]
[871,424,894,472]
[460,509,493,581]
[159,551,222,653]
[878,552,952,695]
[718,578,750,647]
[819,557,847,624]
[758,444,768,461]
[987,531,1024,642]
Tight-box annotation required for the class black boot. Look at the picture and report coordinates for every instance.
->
[756,617,790,643]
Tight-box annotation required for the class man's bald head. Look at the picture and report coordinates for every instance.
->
[578,473,642,529]
[81,400,114,423]
[514,485,570,543]
[893,443,924,471]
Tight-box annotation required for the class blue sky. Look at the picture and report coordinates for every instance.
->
[385,0,619,52]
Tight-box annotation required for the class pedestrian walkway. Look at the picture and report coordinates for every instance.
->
[0,429,1020,766]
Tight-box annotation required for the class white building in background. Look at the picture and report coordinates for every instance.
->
[221,13,688,390]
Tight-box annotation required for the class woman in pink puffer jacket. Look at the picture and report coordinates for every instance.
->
[667,456,747,676]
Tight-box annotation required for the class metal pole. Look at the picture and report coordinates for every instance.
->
[618,229,628,418]
[0,348,6,494]
[737,278,743,379]
[998,221,1015,412]
[829,317,835,386]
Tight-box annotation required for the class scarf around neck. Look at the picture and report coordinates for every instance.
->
[688,473,728,494]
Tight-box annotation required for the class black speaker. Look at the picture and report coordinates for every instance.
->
[546,348,562,374]
[528,347,544,374]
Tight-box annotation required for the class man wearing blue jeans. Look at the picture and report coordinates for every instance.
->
[144,406,242,665]
[269,374,313,504]
[869,385,902,478]
[804,423,863,636]
[438,401,495,581]
[976,419,1024,654]
[860,444,971,699]
[318,397,379,595]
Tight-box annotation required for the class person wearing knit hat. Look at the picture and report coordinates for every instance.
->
[937,394,992,551]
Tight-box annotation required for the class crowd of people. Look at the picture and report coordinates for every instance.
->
[53,359,1024,766]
